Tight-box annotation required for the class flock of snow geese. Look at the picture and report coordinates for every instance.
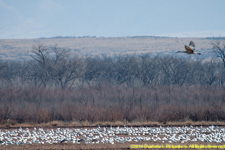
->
[0,125,225,145]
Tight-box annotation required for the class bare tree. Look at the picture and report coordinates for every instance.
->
[30,44,51,87]
[212,41,225,68]
[113,55,140,86]
[30,44,85,88]
[0,61,6,79]
[0,60,24,86]
[157,56,189,85]
[138,54,158,86]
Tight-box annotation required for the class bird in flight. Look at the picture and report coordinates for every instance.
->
[177,41,201,55]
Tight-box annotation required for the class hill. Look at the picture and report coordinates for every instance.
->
[0,36,220,60]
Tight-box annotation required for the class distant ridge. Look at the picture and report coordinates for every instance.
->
[38,35,225,40]
[205,37,225,40]
[39,35,173,39]
[128,36,171,39]
[39,35,97,39]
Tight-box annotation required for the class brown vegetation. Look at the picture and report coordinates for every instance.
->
[0,85,225,126]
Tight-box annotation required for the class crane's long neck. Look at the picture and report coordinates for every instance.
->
[176,51,186,53]
[193,52,201,55]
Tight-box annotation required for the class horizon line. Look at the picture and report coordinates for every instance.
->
[1,35,225,40]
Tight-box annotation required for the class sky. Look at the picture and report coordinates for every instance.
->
[0,0,225,39]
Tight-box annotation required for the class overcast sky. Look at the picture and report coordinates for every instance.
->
[0,0,225,39]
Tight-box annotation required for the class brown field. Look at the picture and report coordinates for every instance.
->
[1,121,225,129]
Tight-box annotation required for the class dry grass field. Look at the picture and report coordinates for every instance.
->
[0,37,217,60]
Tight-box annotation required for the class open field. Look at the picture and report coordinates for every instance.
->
[1,126,225,150]
[0,37,219,60]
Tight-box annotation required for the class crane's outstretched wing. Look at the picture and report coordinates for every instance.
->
[185,45,194,53]
[184,41,195,53]
[189,41,195,50]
